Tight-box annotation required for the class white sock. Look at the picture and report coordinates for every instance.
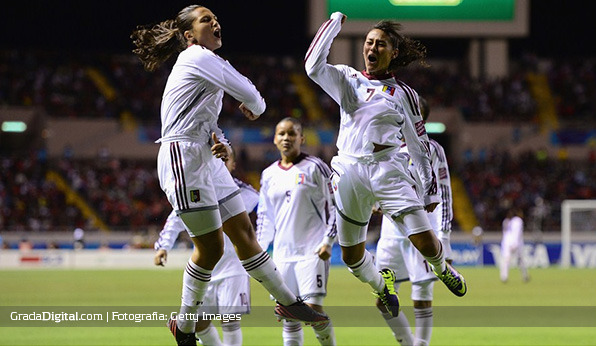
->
[381,311,414,346]
[282,321,303,346]
[423,242,446,274]
[312,320,336,345]
[414,307,433,346]
[179,260,211,333]
[241,252,296,305]
[196,323,223,346]
[221,321,242,346]
[347,250,384,292]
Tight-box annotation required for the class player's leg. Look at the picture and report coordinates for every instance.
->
[158,142,224,345]
[375,234,414,345]
[296,258,336,345]
[330,159,399,315]
[412,282,434,346]
[195,321,222,346]
[175,212,224,332]
[517,246,530,282]
[194,282,223,346]
[400,211,467,297]
[500,245,511,282]
[399,237,437,346]
[373,154,465,297]
[213,275,250,346]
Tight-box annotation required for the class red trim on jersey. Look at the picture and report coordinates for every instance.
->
[305,19,332,63]
[361,70,393,80]
[277,153,307,171]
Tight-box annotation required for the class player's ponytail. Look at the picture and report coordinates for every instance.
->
[131,5,203,72]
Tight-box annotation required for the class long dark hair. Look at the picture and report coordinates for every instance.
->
[371,20,428,72]
[130,5,203,72]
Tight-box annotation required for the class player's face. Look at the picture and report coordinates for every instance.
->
[274,120,303,160]
[185,7,222,51]
[363,29,398,75]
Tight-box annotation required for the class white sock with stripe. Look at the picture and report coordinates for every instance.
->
[347,250,385,292]
[222,321,242,346]
[241,251,296,306]
[282,321,303,346]
[414,307,433,346]
[178,260,211,333]
[195,323,223,346]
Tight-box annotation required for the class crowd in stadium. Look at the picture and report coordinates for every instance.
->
[1,50,595,236]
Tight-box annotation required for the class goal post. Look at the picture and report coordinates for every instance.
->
[561,199,596,268]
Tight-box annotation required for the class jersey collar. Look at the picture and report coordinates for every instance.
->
[361,70,393,80]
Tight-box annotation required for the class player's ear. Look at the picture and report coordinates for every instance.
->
[184,30,195,44]
[392,48,399,59]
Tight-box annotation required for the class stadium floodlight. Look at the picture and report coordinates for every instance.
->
[425,122,446,134]
[560,199,596,268]
[1,121,27,133]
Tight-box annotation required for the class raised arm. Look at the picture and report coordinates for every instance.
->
[193,48,266,116]
[304,12,348,105]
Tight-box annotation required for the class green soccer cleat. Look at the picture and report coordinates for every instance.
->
[435,262,467,297]
[374,268,400,317]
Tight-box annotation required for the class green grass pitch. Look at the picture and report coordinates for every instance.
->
[1,266,595,345]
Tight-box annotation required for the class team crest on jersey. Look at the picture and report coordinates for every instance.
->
[190,190,201,202]
[414,120,426,136]
[382,85,396,96]
[296,173,306,185]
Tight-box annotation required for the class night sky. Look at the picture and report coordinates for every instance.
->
[1,0,594,59]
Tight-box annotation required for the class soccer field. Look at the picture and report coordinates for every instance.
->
[1,267,595,346]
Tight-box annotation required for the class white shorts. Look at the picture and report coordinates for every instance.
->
[157,141,244,236]
[331,150,428,247]
[201,274,251,315]
[275,257,329,305]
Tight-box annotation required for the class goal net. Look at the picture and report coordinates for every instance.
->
[560,199,596,268]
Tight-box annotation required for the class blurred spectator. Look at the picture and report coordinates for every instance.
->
[73,227,85,250]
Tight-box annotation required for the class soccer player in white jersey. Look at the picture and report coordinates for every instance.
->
[257,117,337,346]
[375,97,454,346]
[500,208,530,283]
[305,12,467,318]
[131,5,327,345]
[154,151,258,346]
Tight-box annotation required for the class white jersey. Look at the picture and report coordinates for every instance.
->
[501,216,524,250]
[305,12,437,202]
[381,139,453,241]
[256,153,336,263]
[158,44,265,144]
[154,179,259,281]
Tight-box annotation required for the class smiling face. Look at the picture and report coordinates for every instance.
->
[363,28,398,76]
[274,119,304,162]
[184,7,222,51]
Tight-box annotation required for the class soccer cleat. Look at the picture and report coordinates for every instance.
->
[374,268,400,317]
[274,298,330,325]
[435,262,467,297]
[167,317,197,346]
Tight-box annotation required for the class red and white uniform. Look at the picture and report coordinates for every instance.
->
[156,44,265,235]
[305,12,438,246]
[155,178,259,314]
[256,153,336,301]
